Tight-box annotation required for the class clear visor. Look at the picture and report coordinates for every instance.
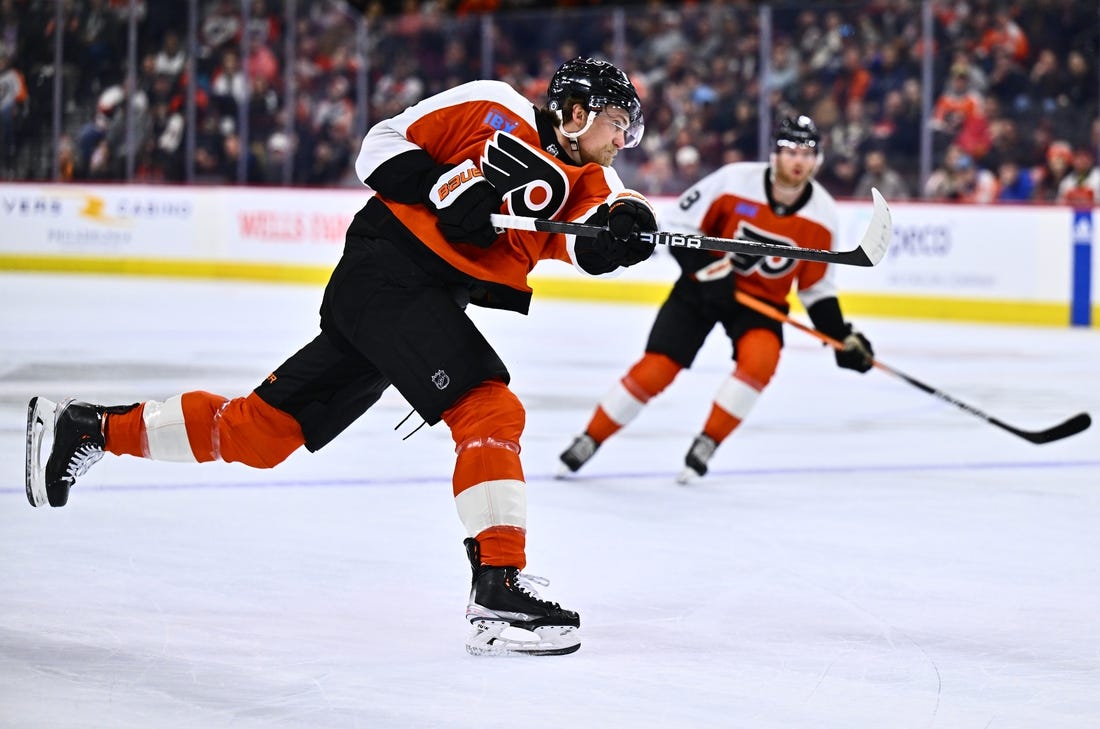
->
[601,107,645,149]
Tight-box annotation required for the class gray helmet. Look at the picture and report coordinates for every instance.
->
[547,57,644,148]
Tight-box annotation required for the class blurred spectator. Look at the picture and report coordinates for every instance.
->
[201,1,241,59]
[0,0,25,63]
[870,87,920,163]
[78,0,121,99]
[866,43,914,104]
[832,45,871,109]
[246,0,281,47]
[1027,48,1063,114]
[153,30,186,79]
[994,159,1034,202]
[854,149,910,201]
[829,97,870,163]
[211,48,246,117]
[955,96,994,161]
[1062,50,1098,122]
[371,57,425,120]
[977,9,1030,65]
[931,63,983,142]
[1032,139,1074,201]
[925,145,996,202]
[0,50,27,175]
[633,149,683,196]
[193,115,225,183]
[219,131,262,184]
[76,85,124,176]
[313,75,354,135]
[986,48,1029,112]
[1057,148,1100,208]
[260,131,291,185]
[764,38,798,96]
[953,156,998,204]
[675,144,704,183]
[57,133,79,181]
[247,75,280,141]
[245,27,279,87]
[816,154,859,198]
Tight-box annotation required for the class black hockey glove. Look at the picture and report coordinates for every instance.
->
[693,255,737,308]
[422,160,501,248]
[581,199,657,268]
[574,199,658,274]
[835,326,874,373]
[604,198,657,266]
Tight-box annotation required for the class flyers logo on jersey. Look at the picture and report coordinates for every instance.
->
[435,166,484,203]
[481,132,569,220]
[732,224,797,277]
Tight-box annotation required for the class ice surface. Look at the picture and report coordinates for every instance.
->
[1,273,1098,729]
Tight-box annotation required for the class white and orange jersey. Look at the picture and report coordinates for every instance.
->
[661,161,840,311]
[353,79,642,309]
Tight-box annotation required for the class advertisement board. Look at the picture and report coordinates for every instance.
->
[1,183,1093,326]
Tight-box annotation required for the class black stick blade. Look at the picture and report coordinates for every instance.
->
[999,412,1092,444]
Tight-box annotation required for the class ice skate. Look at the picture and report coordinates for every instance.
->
[26,397,107,507]
[676,433,717,485]
[463,538,580,656]
[557,433,598,477]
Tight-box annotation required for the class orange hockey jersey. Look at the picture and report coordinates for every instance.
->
[351,79,642,313]
[661,161,840,312]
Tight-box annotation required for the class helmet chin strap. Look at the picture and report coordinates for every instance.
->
[556,109,599,153]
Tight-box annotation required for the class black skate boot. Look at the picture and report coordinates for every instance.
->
[557,433,598,476]
[677,433,717,484]
[464,538,580,656]
[26,397,131,507]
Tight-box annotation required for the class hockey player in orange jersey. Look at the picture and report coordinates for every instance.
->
[559,115,875,483]
[25,57,658,656]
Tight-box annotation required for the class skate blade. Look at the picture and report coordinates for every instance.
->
[554,463,575,480]
[465,620,580,656]
[25,396,57,507]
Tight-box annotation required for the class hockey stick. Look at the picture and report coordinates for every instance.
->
[491,188,893,267]
[734,290,1092,445]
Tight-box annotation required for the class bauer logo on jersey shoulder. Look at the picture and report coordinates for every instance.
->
[483,108,520,133]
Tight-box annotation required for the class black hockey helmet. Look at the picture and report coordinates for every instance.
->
[547,57,644,148]
[774,114,820,150]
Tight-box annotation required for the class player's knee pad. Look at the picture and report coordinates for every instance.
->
[734,329,781,389]
[205,392,305,468]
[443,379,525,449]
[624,351,681,399]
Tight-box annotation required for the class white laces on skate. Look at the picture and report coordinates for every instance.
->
[66,443,104,481]
[515,571,550,598]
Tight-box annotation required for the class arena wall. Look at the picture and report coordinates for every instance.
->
[1,183,1094,327]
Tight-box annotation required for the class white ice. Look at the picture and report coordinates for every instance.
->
[1,273,1098,729]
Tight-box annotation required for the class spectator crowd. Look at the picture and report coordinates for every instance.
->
[0,0,1097,206]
